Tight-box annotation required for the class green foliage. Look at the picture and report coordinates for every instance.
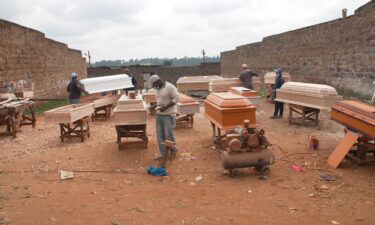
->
[92,56,220,67]
[34,99,69,114]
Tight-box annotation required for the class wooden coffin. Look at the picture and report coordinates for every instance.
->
[143,89,156,104]
[177,75,223,92]
[331,101,375,139]
[204,92,256,129]
[229,87,261,106]
[116,95,144,110]
[44,103,94,124]
[275,82,342,109]
[113,101,147,126]
[209,77,261,92]
[177,93,200,114]
[264,72,291,85]
[81,94,120,108]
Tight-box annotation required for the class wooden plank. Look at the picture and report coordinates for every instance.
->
[327,131,360,168]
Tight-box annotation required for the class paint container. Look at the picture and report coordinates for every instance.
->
[310,136,319,150]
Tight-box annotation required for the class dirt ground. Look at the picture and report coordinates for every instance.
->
[0,100,374,225]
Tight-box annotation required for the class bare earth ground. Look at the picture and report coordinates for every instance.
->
[0,100,374,225]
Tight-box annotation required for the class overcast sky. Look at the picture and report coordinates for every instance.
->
[0,0,370,62]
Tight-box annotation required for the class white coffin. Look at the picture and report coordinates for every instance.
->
[264,72,291,84]
[275,82,342,109]
[177,75,223,92]
[44,103,94,124]
[81,74,133,94]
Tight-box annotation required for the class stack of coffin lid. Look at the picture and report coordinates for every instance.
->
[229,87,260,106]
[81,93,120,108]
[209,77,261,92]
[177,93,200,114]
[177,75,223,92]
[331,101,375,139]
[81,74,133,94]
[44,103,94,124]
[143,89,156,104]
[264,72,291,84]
[204,92,256,129]
[275,82,342,109]
[113,95,147,125]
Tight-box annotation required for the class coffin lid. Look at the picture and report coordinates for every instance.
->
[229,87,257,97]
[81,74,133,94]
[117,95,144,108]
[332,100,375,125]
[206,92,252,108]
[280,82,338,96]
[177,75,223,83]
[179,93,196,104]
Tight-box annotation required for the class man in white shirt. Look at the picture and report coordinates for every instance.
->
[149,75,179,159]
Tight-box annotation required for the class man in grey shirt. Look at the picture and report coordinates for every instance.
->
[149,75,179,159]
[239,64,259,90]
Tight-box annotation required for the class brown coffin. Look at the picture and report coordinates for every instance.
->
[177,75,223,92]
[178,93,200,114]
[229,87,258,97]
[143,89,156,103]
[204,92,256,129]
[331,101,375,139]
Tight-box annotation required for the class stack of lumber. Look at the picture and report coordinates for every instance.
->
[264,72,291,84]
[0,98,33,116]
[177,93,200,114]
[229,87,260,105]
[331,101,375,138]
[143,89,156,104]
[113,95,147,125]
[275,82,342,109]
[204,92,256,129]
[44,103,94,123]
[177,75,223,92]
[80,74,133,94]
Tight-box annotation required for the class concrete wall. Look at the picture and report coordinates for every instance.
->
[221,1,375,99]
[87,62,221,89]
[0,19,87,98]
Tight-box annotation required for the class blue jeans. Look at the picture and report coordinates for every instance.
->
[69,98,80,104]
[156,114,177,155]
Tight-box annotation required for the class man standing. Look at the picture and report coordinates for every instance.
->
[67,72,88,104]
[149,75,179,159]
[239,64,259,90]
[123,68,138,95]
[270,68,285,119]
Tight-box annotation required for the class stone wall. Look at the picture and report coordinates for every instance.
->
[87,62,221,89]
[0,19,87,98]
[221,0,375,99]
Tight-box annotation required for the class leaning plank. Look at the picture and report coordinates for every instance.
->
[327,131,359,168]
[44,103,94,124]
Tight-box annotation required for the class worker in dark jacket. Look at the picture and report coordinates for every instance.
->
[270,68,285,118]
[67,72,88,104]
[239,64,258,90]
[123,68,138,95]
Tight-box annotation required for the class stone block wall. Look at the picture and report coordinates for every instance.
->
[0,19,87,98]
[87,62,221,89]
[221,1,375,99]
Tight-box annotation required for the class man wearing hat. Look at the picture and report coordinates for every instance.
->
[67,72,89,104]
[149,75,179,159]
[239,64,259,90]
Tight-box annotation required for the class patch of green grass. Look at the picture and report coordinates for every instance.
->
[34,99,69,114]
[258,87,266,98]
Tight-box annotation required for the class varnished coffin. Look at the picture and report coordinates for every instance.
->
[81,94,120,108]
[331,101,375,139]
[44,103,94,124]
[275,82,342,109]
[264,72,291,84]
[113,95,147,125]
[204,92,256,129]
[229,87,260,105]
[177,93,200,114]
[143,89,156,103]
[177,75,223,92]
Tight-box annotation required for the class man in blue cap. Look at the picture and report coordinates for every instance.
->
[149,74,179,160]
[67,72,89,104]
[270,68,285,119]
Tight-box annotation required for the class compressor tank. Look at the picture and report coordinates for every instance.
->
[222,149,275,170]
